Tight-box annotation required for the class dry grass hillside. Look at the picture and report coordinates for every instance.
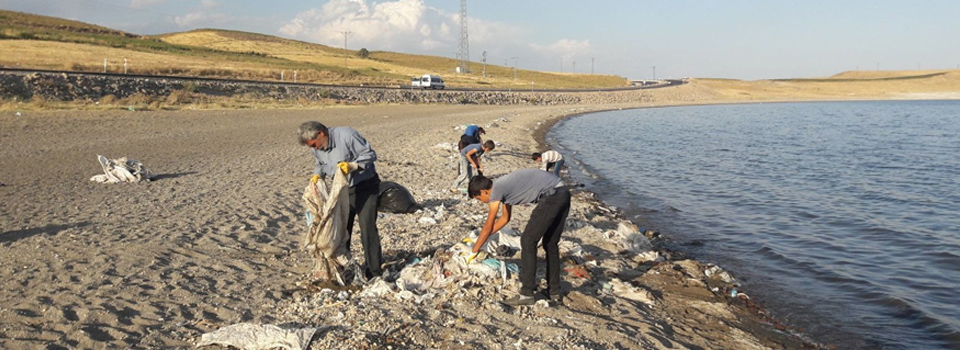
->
[0,10,628,89]
[695,70,960,101]
[159,29,628,89]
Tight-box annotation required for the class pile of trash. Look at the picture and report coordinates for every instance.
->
[359,237,523,303]
[89,155,154,183]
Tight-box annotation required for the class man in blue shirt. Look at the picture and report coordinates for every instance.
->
[298,121,382,282]
[458,125,485,151]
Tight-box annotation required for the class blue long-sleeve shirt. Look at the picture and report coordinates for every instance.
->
[310,127,378,187]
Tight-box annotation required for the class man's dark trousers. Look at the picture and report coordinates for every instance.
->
[519,187,571,297]
[345,175,383,279]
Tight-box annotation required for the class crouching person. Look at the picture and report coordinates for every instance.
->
[467,169,571,306]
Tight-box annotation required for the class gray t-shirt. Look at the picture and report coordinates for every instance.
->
[460,143,483,157]
[489,169,562,205]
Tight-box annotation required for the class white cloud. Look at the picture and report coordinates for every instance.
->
[130,0,164,9]
[200,0,218,10]
[173,11,231,27]
[280,0,442,51]
[278,0,523,56]
[276,0,593,73]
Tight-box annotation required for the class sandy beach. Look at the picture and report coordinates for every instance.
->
[1,87,818,349]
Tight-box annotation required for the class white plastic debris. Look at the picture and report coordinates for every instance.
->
[196,323,317,350]
[434,142,454,150]
[360,279,395,298]
[704,264,737,284]
[613,223,653,254]
[418,217,437,225]
[433,205,446,221]
[89,155,154,183]
[608,278,655,306]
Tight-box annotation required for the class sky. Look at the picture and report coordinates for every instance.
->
[2,0,959,80]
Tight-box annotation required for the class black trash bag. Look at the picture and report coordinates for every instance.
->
[378,181,422,213]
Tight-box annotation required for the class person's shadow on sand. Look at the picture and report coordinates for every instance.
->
[0,222,91,244]
[151,171,199,181]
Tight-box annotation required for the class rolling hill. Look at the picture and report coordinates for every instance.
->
[0,9,628,89]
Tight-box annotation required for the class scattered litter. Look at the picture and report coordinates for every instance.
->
[418,217,437,225]
[608,278,655,306]
[89,155,154,183]
[435,142,454,150]
[613,223,649,250]
[361,279,395,298]
[563,263,591,279]
[196,323,317,350]
[15,111,22,116]
[704,264,737,284]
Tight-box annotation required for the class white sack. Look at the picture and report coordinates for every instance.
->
[196,323,316,350]
[302,170,351,284]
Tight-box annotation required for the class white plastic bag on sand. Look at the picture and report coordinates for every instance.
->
[609,279,655,306]
[559,241,584,258]
[464,227,530,254]
[90,155,154,183]
[704,264,737,284]
[360,279,395,298]
[302,170,351,284]
[196,323,317,350]
[614,223,653,253]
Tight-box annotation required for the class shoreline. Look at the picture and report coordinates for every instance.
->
[2,100,828,349]
[533,104,828,347]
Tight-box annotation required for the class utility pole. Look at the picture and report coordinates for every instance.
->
[340,31,351,68]
[572,61,576,73]
[123,58,128,74]
[103,58,107,73]
[560,58,563,73]
[652,66,656,79]
[453,52,460,75]
[591,57,595,75]
[482,51,487,77]
[511,57,519,80]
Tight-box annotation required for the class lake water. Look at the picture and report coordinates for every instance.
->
[549,101,960,350]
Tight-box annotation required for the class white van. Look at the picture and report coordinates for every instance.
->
[411,75,445,89]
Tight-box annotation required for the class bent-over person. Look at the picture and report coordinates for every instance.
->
[467,169,570,306]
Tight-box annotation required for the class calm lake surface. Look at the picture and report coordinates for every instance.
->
[549,101,960,350]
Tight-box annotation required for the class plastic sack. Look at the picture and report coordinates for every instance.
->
[378,181,422,213]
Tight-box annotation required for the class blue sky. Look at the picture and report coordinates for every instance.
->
[2,0,959,80]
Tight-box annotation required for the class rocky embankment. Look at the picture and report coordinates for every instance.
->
[0,70,660,105]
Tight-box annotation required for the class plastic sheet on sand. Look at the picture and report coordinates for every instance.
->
[196,323,317,350]
[302,170,351,284]
[89,155,154,183]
